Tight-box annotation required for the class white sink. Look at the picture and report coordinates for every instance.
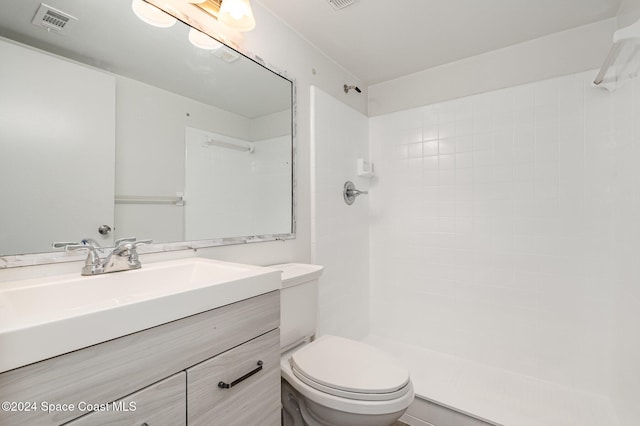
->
[0,258,280,373]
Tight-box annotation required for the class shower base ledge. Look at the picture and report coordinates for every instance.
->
[363,335,619,426]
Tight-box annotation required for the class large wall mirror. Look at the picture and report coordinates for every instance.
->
[0,0,295,264]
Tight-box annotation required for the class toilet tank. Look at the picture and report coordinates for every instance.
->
[269,263,323,351]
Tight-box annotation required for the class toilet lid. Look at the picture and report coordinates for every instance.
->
[290,335,410,398]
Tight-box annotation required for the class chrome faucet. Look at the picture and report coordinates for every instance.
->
[102,238,151,274]
[61,243,105,275]
[53,238,152,276]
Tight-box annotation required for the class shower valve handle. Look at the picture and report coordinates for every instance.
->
[343,181,368,205]
[347,188,368,197]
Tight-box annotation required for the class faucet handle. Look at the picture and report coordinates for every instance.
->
[52,241,80,249]
[110,239,152,268]
[127,240,152,262]
[81,238,104,252]
[114,237,137,247]
[114,238,152,249]
[64,244,100,266]
[64,244,104,275]
[112,239,152,257]
[64,244,99,254]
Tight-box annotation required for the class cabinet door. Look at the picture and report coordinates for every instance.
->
[187,329,280,426]
[67,372,185,426]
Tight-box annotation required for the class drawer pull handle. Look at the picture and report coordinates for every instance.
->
[218,360,263,389]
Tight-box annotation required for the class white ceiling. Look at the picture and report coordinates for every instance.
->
[257,0,622,85]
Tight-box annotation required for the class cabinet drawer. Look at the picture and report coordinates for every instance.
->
[66,372,186,426]
[187,329,280,426]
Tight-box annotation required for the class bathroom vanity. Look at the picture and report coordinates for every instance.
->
[0,259,281,426]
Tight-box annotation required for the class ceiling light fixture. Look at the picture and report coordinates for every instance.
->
[218,0,256,32]
[188,27,223,50]
[138,0,246,47]
[131,0,177,28]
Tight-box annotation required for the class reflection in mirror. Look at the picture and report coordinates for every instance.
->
[0,0,294,261]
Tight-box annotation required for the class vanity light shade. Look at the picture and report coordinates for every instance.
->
[131,0,177,28]
[188,28,223,50]
[219,0,256,32]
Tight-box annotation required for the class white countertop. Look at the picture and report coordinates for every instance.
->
[0,258,280,373]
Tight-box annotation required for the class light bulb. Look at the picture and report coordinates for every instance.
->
[219,0,256,32]
[229,3,248,19]
[131,0,177,28]
[188,28,223,50]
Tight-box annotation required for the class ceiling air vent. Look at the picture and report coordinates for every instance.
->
[328,0,356,11]
[31,3,78,33]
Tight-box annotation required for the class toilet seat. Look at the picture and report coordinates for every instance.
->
[292,368,411,401]
[281,339,414,416]
[290,335,411,400]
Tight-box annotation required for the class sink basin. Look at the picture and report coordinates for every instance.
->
[0,258,280,373]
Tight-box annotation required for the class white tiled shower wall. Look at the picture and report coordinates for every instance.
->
[311,87,370,340]
[369,69,638,398]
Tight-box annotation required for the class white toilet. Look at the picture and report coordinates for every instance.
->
[272,263,414,426]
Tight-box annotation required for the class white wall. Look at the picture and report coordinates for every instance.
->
[368,19,616,116]
[251,135,292,234]
[184,128,291,240]
[617,0,640,28]
[184,128,253,240]
[116,76,292,244]
[0,38,115,255]
[115,75,252,244]
[250,109,291,141]
[369,70,619,395]
[610,57,640,426]
[311,87,370,339]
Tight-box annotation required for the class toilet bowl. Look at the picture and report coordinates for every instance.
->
[271,263,414,426]
[281,335,414,426]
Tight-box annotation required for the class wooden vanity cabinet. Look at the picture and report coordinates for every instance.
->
[66,373,187,426]
[0,291,280,426]
[187,329,280,425]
